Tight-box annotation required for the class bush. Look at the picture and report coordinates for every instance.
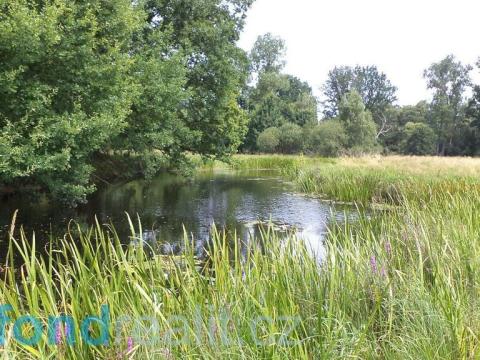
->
[278,122,304,154]
[257,127,281,153]
[305,120,347,157]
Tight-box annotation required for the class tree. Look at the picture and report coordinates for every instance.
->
[257,127,281,153]
[0,0,140,204]
[381,102,429,153]
[322,65,397,125]
[118,21,192,176]
[464,59,480,155]
[338,91,378,153]
[278,123,304,154]
[280,75,318,126]
[243,72,317,151]
[243,72,289,150]
[305,120,347,157]
[424,55,472,155]
[468,86,480,128]
[467,59,480,129]
[400,123,436,156]
[466,88,480,155]
[142,0,254,159]
[0,0,255,204]
[249,33,286,75]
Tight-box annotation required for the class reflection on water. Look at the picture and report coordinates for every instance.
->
[0,170,351,262]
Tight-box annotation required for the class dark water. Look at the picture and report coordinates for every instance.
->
[0,170,350,262]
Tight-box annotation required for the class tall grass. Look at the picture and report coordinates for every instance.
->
[2,155,480,359]
[1,218,324,359]
[229,154,480,206]
[296,166,480,206]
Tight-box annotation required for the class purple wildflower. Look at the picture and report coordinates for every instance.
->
[370,255,378,274]
[381,266,387,278]
[127,337,134,353]
[385,241,392,256]
[65,323,71,339]
[55,323,62,345]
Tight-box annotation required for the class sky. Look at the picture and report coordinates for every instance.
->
[238,0,480,106]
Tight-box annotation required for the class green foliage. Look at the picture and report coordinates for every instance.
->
[280,76,318,126]
[381,102,429,153]
[243,71,317,151]
[317,57,480,157]
[467,58,480,141]
[0,0,140,204]
[144,0,254,159]
[468,86,480,128]
[466,85,480,154]
[249,32,286,74]
[0,0,254,204]
[305,120,347,157]
[119,21,193,177]
[322,65,397,123]
[338,91,378,153]
[424,55,473,155]
[278,122,304,154]
[256,127,280,153]
[400,122,437,155]
[214,95,250,155]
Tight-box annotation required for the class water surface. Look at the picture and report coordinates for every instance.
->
[0,170,350,262]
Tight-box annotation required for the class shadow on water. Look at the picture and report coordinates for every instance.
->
[0,170,353,264]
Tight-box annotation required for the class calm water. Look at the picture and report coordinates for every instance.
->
[0,170,350,262]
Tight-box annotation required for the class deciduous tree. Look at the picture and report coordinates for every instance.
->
[249,33,286,75]
[243,72,317,151]
[322,65,397,126]
[0,0,140,203]
[424,55,472,155]
[401,122,437,156]
[338,91,378,153]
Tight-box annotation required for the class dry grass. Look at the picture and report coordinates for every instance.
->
[337,155,480,177]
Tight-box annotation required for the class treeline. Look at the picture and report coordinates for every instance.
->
[243,35,480,158]
[0,0,254,204]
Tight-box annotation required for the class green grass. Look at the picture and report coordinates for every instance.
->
[2,155,480,359]
[1,218,323,359]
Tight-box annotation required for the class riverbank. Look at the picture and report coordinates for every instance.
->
[1,155,480,359]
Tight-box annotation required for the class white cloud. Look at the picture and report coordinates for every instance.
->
[239,0,480,106]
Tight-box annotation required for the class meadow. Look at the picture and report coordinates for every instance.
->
[1,155,480,359]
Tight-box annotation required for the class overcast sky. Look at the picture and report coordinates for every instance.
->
[238,0,480,106]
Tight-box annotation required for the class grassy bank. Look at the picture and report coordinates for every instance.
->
[2,155,480,359]
[226,155,480,206]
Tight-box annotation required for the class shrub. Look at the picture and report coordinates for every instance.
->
[278,122,304,154]
[257,127,281,153]
[305,120,347,157]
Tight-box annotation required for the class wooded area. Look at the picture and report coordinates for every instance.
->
[246,34,480,159]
